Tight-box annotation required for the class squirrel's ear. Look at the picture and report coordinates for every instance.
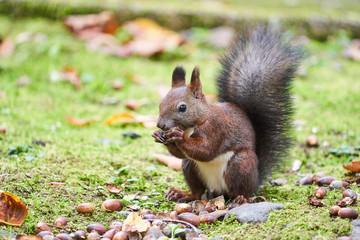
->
[172,66,186,88]
[189,66,202,99]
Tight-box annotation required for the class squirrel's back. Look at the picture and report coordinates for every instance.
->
[216,25,303,184]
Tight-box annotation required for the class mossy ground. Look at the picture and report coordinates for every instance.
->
[0,14,359,240]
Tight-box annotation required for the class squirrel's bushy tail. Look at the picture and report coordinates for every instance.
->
[217,25,303,184]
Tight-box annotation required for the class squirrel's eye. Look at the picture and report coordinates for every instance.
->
[178,104,187,112]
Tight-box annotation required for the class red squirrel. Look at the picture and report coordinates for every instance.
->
[152,26,303,202]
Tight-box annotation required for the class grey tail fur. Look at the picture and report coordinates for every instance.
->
[216,25,303,184]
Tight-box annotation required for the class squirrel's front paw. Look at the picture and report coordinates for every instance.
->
[165,187,197,202]
[151,129,166,143]
[164,127,184,143]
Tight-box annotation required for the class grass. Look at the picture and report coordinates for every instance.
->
[0,14,360,240]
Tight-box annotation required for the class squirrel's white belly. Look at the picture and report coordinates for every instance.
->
[194,151,234,193]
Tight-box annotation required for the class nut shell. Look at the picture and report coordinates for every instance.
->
[73,230,86,240]
[102,199,123,212]
[56,234,72,240]
[103,229,117,240]
[199,214,217,224]
[86,223,106,235]
[35,222,51,233]
[174,203,192,214]
[338,208,359,219]
[178,213,200,227]
[108,222,123,231]
[37,231,53,238]
[317,176,336,186]
[139,209,154,216]
[306,135,318,147]
[112,231,129,240]
[76,203,95,214]
[314,187,327,199]
[54,217,67,228]
[343,189,357,200]
[329,206,341,216]
[87,232,100,240]
[169,211,179,220]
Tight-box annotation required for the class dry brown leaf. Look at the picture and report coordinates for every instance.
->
[61,67,81,90]
[122,212,150,232]
[152,153,182,171]
[63,11,118,36]
[127,205,141,211]
[16,235,43,240]
[0,38,14,56]
[343,161,360,172]
[122,18,185,57]
[65,117,94,127]
[106,184,122,194]
[0,191,28,226]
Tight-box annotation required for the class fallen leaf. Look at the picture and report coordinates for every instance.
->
[50,182,65,186]
[16,235,42,240]
[61,67,81,90]
[103,112,137,125]
[65,117,94,127]
[343,161,360,172]
[0,38,14,56]
[0,191,28,226]
[122,212,150,232]
[308,195,324,207]
[152,153,182,171]
[122,18,186,57]
[63,11,118,36]
[106,183,122,194]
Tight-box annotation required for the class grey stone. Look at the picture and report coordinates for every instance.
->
[143,227,165,240]
[129,232,142,240]
[209,210,228,220]
[224,202,284,223]
[118,211,135,218]
[350,220,360,240]
[273,178,288,186]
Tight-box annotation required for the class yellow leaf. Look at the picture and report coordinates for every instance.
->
[0,191,28,226]
[103,112,137,125]
[122,212,150,232]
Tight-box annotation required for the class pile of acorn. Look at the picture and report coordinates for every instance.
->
[29,196,240,240]
[300,174,359,219]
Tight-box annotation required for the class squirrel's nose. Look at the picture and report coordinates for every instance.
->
[157,122,165,129]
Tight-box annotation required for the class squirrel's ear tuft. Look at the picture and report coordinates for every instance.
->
[172,65,186,88]
[189,66,202,99]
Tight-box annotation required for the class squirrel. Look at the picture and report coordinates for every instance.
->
[151,25,303,202]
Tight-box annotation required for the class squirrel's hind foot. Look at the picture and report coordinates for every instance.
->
[165,187,197,202]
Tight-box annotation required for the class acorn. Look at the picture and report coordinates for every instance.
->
[174,203,192,214]
[87,232,100,240]
[108,222,123,231]
[73,231,86,240]
[56,234,72,240]
[317,176,336,186]
[170,211,179,220]
[329,206,341,217]
[102,229,117,240]
[306,135,318,147]
[101,199,123,212]
[299,175,314,185]
[124,100,140,111]
[113,231,129,240]
[203,205,216,213]
[342,181,350,188]
[178,213,200,227]
[140,209,155,217]
[338,208,358,219]
[142,214,158,220]
[86,223,106,235]
[314,187,327,199]
[199,214,217,224]
[76,203,95,214]
[227,202,241,210]
[343,189,357,201]
[54,217,67,228]
[35,222,51,233]
[37,231,53,238]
